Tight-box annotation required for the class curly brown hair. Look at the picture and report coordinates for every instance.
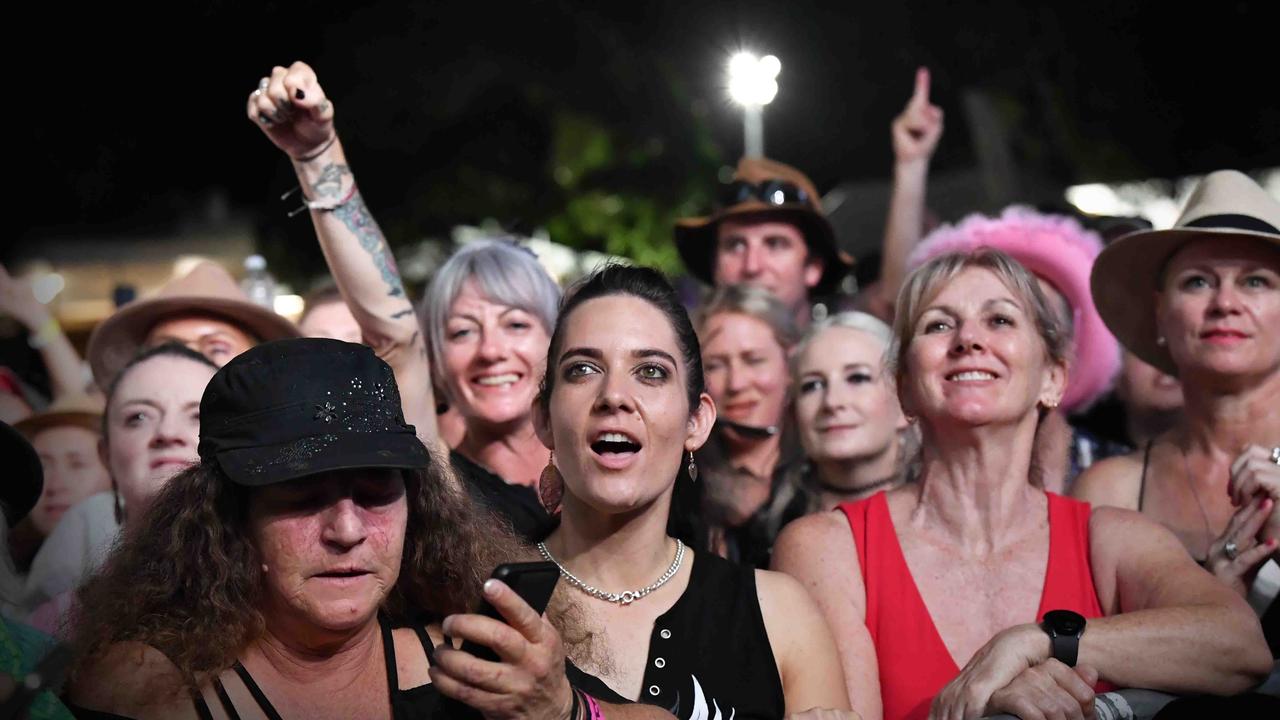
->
[69,443,526,688]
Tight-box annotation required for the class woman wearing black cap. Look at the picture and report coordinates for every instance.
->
[65,339,659,720]
[531,265,854,719]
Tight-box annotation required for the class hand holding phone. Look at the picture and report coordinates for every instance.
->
[459,561,560,662]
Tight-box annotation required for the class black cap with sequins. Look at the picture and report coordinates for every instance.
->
[197,338,428,486]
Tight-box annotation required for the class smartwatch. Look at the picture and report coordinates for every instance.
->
[1041,610,1086,667]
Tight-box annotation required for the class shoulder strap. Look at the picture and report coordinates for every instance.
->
[208,675,243,720]
[1138,440,1155,511]
[411,626,437,667]
[232,662,286,720]
[379,615,399,691]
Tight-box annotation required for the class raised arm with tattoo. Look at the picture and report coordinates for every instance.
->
[247,62,437,443]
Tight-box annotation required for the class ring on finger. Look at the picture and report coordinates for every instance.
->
[1270,446,1280,465]
[1224,540,1240,561]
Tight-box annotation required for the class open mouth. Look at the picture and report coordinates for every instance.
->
[474,372,521,388]
[946,370,997,382]
[591,431,642,455]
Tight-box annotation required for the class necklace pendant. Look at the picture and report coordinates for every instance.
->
[619,590,637,605]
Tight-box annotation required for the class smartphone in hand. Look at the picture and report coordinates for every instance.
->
[460,561,560,662]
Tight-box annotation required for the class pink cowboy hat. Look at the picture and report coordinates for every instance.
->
[907,206,1121,413]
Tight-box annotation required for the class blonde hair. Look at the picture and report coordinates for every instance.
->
[697,283,801,350]
[790,310,894,383]
[891,248,1071,388]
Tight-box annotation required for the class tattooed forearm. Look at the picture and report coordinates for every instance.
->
[310,163,351,199]
[332,191,406,298]
[390,308,415,319]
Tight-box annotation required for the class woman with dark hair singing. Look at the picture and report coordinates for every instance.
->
[532,265,854,719]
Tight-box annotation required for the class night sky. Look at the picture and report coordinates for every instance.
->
[12,0,1279,253]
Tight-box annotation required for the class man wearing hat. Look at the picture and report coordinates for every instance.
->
[86,261,299,388]
[676,156,854,325]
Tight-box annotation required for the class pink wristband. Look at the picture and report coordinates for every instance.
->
[583,692,604,720]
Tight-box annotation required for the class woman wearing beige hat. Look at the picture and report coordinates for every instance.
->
[1075,170,1280,606]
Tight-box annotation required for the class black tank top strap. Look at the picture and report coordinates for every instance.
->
[411,625,436,667]
[206,675,243,720]
[378,615,399,691]
[192,685,218,720]
[1138,440,1154,511]
[232,661,286,720]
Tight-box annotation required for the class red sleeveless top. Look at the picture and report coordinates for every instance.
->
[839,491,1110,720]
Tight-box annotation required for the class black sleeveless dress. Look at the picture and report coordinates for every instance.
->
[566,552,786,720]
[450,450,551,543]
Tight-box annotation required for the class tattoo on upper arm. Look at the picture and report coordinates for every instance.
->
[331,191,407,298]
[311,163,351,199]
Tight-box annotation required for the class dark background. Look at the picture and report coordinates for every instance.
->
[10,0,1279,280]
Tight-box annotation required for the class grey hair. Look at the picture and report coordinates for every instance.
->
[695,283,801,350]
[790,311,894,381]
[420,238,562,397]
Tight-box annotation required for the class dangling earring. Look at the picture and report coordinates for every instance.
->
[538,451,564,514]
[687,450,699,482]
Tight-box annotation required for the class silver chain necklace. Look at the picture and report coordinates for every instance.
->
[537,538,685,605]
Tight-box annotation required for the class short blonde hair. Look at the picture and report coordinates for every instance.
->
[891,248,1071,390]
[790,311,894,384]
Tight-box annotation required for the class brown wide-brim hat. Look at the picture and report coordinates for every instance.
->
[675,156,854,296]
[88,261,301,387]
[13,393,104,438]
[1091,169,1280,376]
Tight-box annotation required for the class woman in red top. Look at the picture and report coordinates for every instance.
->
[773,249,1270,720]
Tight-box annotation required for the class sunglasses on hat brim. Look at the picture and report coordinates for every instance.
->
[718,179,811,209]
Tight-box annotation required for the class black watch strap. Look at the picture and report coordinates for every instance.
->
[1042,610,1086,667]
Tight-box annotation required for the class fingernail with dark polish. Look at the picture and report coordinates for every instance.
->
[295,89,306,100]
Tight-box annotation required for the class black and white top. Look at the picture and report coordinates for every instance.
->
[567,552,786,720]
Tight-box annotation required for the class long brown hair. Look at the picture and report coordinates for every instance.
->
[69,444,523,688]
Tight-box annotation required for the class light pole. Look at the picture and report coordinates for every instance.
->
[727,52,780,158]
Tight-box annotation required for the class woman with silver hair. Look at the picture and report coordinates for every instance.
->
[788,311,914,510]
[421,238,562,541]
[248,62,561,541]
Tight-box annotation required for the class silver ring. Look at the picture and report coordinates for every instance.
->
[1270,446,1280,465]
[1224,540,1240,561]
[258,78,269,90]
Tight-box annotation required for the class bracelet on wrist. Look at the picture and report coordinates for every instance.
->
[28,316,60,350]
[291,134,338,163]
[285,183,359,218]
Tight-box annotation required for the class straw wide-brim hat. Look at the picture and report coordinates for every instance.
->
[1091,169,1280,376]
[87,261,300,387]
[675,156,854,295]
[13,393,104,438]
[908,206,1121,414]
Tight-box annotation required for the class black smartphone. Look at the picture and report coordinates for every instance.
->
[460,561,560,662]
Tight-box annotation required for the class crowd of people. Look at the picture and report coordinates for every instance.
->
[1,59,1277,720]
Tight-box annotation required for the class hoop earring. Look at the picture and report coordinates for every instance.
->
[538,451,564,514]
[687,450,699,482]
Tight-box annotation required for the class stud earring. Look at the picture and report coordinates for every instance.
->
[1156,336,1167,346]
[687,450,699,482]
